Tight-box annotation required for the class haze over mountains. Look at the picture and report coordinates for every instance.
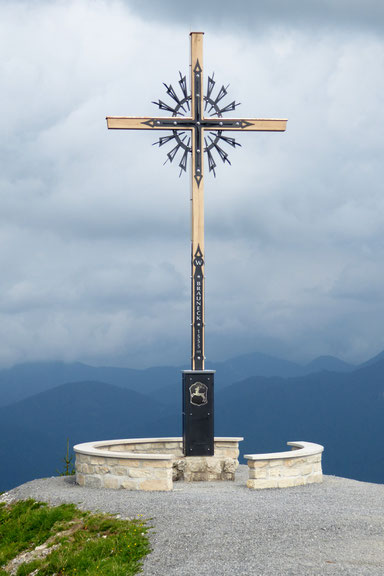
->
[0,350,383,492]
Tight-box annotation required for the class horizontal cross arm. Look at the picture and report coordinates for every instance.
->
[203,118,287,132]
[106,116,193,130]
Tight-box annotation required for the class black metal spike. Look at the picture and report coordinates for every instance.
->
[165,142,181,164]
[206,73,216,98]
[152,99,178,114]
[206,148,217,177]
[216,101,240,115]
[153,134,176,147]
[179,73,190,111]
[213,143,231,164]
[164,83,187,114]
[179,72,188,98]
[179,149,189,175]
[217,134,241,148]
[214,84,229,104]
[164,83,180,104]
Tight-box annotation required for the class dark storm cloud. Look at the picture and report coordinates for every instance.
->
[127,0,384,34]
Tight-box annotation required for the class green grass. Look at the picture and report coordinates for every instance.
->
[0,499,151,575]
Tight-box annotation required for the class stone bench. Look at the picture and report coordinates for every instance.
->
[74,437,243,491]
[244,441,324,490]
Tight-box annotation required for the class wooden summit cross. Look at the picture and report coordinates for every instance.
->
[107,32,287,456]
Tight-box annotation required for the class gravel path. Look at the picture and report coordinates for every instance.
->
[1,466,384,575]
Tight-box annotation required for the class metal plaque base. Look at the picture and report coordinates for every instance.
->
[182,370,214,456]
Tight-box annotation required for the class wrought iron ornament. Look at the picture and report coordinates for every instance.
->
[152,69,243,180]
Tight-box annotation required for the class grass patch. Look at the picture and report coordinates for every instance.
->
[0,499,151,575]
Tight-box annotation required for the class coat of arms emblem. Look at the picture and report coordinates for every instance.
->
[189,382,208,406]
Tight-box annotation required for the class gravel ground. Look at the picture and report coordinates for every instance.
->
[1,466,384,576]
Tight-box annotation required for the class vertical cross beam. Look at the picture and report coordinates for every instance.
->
[190,32,205,371]
[106,33,287,458]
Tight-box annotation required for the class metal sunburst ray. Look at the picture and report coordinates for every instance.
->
[153,134,176,147]
[152,99,179,115]
[152,71,242,175]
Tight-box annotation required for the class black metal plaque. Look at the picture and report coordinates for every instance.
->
[182,370,214,456]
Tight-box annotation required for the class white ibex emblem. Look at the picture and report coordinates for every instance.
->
[190,382,208,406]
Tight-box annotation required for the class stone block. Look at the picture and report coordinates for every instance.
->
[127,469,151,479]
[206,459,222,474]
[120,479,140,490]
[299,464,314,476]
[118,459,139,467]
[307,472,323,484]
[105,458,119,467]
[268,459,284,467]
[130,468,170,479]
[249,467,268,480]
[248,460,268,469]
[223,459,238,473]
[84,475,102,488]
[215,448,237,458]
[164,442,179,450]
[136,443,152,451]
[268,467,282,478]
[281,466,301,477]
[187,471,209,481]
[294,477,305,487]
[307,454,321,464]
[140,459,172,468]
[140,478,172,491]
[215,442,238,449]
[208,473,221,481]
[283,458,296,467]
[114,466,130,476]
[247,478,279,490]
[222,472,235,481]
[103,476,120,489]
[285,457,306,467]
[185,457,207,473]
[76,473,85,487]
[90,457,106,465]
[95,465,110,475]
[277,477,297,488]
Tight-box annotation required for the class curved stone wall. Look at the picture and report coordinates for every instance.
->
[74,437,243,491]
[244,441,324,490]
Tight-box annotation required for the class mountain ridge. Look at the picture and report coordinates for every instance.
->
[1,356,384,491]
[0,349,364,407]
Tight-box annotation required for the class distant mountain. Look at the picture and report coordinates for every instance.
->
[215,359,384,484]
[0,381,173,491]
[0,361,180,407]
[1,357,384,491]
[303,355,355,374]
[208,351,305,385]
[359,350,384,368]
[0,350,369,410]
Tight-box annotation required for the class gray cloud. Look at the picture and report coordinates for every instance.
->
[0,0,383,368]
[127,0,384,34]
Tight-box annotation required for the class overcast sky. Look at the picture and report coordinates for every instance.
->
[1,0,383,368]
